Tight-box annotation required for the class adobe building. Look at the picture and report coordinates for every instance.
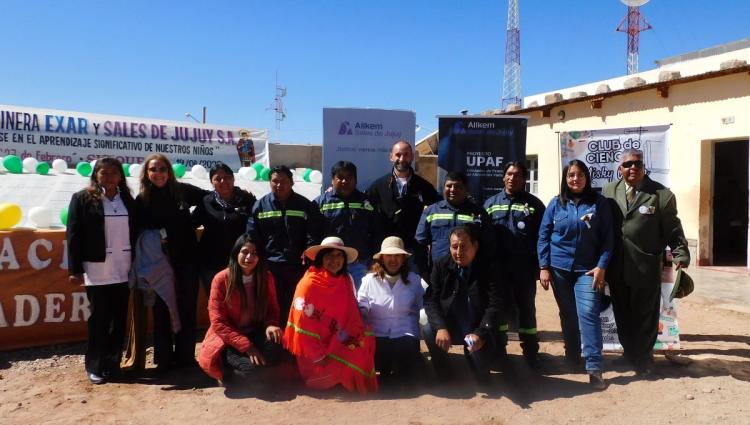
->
[502,38,750,268]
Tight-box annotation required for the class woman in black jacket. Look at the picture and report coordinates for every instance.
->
[136,153,208,369]
[67,156,137,384]
[192,162,256,295]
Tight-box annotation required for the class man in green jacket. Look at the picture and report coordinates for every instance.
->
[602,149,690,375]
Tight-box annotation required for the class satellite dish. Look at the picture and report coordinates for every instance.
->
[621,0,650,6]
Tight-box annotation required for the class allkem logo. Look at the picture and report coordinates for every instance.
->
[338,121,352,135]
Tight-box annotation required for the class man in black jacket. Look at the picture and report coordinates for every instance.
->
[367,140,439,256]
[423,225,502,384]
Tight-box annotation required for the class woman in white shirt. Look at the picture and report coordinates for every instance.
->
[357,236,424,384]
[67,157,137,385]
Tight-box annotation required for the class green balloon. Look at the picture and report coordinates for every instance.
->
[303,168,312,182]
[2,155,23,174]
[36,162,50,175]
[260,167,271,181]
[172,163,186,178]
[76,161,92,177]
[122,163,130,177]
[60,207,68,226]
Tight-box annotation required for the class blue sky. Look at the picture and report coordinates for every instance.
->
[2,0,748,143]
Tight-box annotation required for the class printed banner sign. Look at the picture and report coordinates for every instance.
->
[437,116,527,204]
[323,108,416,191]
[560,125,670,188]
[0,104,269,169]
[601,281,681,352]
[0,229,209,350]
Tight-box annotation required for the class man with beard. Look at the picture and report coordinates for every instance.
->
[367,140,440,261]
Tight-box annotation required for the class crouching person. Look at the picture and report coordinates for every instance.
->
[422,225,501,385]
[198,234,282,386]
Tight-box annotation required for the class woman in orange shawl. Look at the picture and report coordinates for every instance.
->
[283,237,378,394]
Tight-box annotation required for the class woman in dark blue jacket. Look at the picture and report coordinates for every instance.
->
[537,159,613,390]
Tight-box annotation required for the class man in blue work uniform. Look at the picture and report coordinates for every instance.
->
[484,161,546,367]
[415,171,489,281]
[247,165,322,320]
[314,161,380,289]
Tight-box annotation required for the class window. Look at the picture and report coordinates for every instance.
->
[526,156,539,195]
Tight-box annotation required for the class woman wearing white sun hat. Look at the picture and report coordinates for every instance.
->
[357,236,424,385]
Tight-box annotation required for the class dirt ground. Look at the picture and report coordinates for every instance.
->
[1,289,749,425]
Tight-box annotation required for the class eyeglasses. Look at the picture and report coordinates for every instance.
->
[148,167,168,173]
[621,160,644,169]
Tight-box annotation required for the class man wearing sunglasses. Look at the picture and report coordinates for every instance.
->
[602,148,690,376]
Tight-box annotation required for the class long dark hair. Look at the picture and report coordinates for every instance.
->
[86,157,131,204]
[226,233,270,323]
[313,248,349,277]
[369,256,411,284]
[138,153,177,204]
[559,159,596,205]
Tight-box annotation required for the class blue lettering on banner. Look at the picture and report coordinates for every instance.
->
[44,115,89,134]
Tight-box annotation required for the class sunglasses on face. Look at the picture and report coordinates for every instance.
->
[621,160,644,169]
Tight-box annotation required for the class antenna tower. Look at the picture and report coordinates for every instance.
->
[501,0,521,109]
[616,0,652,75]
[266,71,287,143]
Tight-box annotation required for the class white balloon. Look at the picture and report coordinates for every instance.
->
[0,157,6,172]
[291,169,304,182]
[238,166,257,181]
[22,157,39,173]
[191,164,208,179]
[129,163,141,177]
[90,159,98,171]
[29,206,53,228]
[309,170,323,184]
[52,159,68,173]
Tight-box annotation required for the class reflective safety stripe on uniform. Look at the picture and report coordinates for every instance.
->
[258,211,283,219]
[486,204,536,214]
[319,202,374,212]
[518,327,537,335]
[426,213,476,222]
[285,210,307,218]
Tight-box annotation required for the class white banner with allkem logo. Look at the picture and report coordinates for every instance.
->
[559,125,670,188]
[322,107,416,190]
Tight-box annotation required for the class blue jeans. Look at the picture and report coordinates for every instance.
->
[550,268,603,371]
[348,260,369,291]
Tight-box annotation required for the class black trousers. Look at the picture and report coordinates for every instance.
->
[375,336,423,381]
[609,282,661,364]
[497,267,539,356]
[422,322,494,379]
[199,265,223,298]
[153,261,200,366]
[222,329,281,374]
[85,282,130,375]
[267,261,306,324]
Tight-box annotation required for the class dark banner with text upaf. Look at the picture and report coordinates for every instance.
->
[437,116,527,204]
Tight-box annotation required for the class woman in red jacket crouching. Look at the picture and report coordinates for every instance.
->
[198,234,282,386]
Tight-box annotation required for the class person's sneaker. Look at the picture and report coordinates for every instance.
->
[88,372,106,385]
[588,371,606,390]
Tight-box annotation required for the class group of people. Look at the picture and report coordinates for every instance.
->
[66,141,689,394]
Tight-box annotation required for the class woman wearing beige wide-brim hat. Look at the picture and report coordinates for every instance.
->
[282,236,378,394]
[357,236,425,386]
